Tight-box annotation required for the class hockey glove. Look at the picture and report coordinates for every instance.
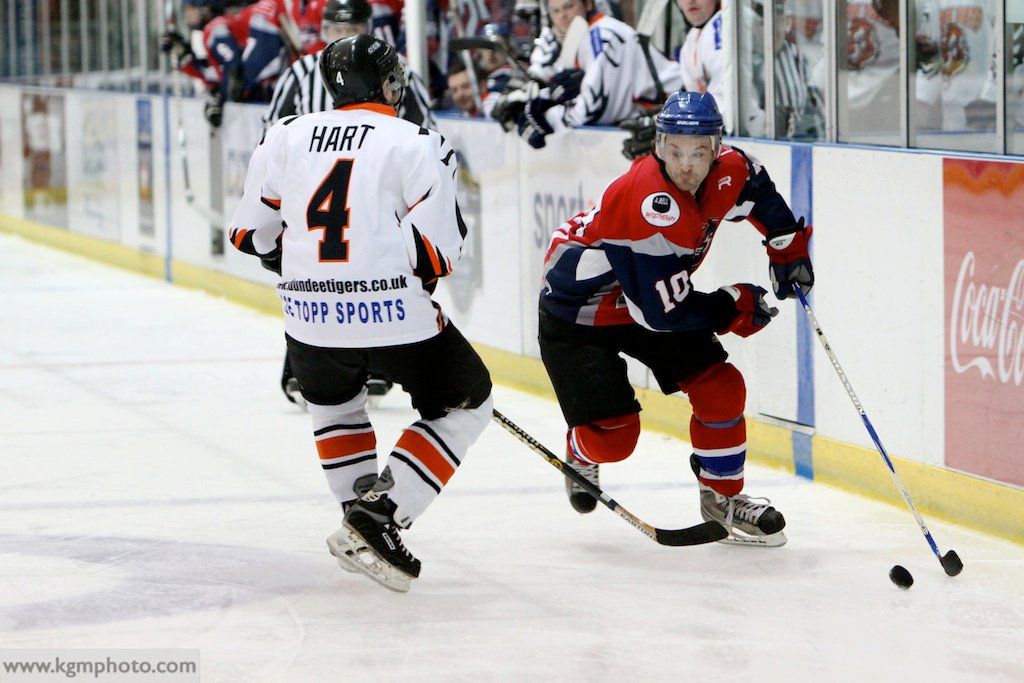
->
[160,30,194,68]
[619,109,659,160]
[718,284,778,337]
[204,89,225,128]
[548,68,584,103]
[260,233,283,275]
[765,220,814,300]
[491,78,539,132]
[517,97,557,149]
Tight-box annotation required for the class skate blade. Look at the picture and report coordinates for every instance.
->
[326,530,363,574]
[335,527,413,593]
[717,529,788,548]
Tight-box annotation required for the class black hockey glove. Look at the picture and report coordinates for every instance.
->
[491,78,538,133]
[548,68,584,103]
[517,97,556,149]
[260,233,283,275]
[204,89,225,128]
[160,30,194,69]
[619,108,660,160]
[226,65,246,102]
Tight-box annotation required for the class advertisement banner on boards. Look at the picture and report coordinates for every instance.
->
[21,92,68,228]
[71,95,123,239]
[944,158,1024,487]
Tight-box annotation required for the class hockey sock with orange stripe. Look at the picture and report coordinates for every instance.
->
[384,393,494,520]
[307,392,378,507]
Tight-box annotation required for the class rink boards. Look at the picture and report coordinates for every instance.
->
[1,84,1022,543]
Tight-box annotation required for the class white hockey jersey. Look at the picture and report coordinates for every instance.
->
[678,8,764,136]
[914,0,997,130]
[543,13,682,132]
[228,104,463,348]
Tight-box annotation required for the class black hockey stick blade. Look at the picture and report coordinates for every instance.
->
[655,521,728,546]
[940,550,963,576]
[449,36,499,51]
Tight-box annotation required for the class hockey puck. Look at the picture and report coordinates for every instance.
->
[889,564,913,590]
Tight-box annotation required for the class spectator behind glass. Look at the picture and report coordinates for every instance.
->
[448,59,485,117]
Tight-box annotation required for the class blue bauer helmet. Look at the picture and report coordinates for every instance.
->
[655,91,724,136]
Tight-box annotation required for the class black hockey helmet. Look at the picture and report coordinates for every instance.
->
[319,34,407,107]
[322,0,372,25]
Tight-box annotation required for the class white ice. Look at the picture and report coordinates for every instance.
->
[2,234,1023,682]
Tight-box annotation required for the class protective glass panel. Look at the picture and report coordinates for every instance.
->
[910,0,998,152]
[775,0,826,139]
[1009,1,1024,153]
[737,0,767,136]
[67,0,83,74]
[837,0,902,145]
[107,0,126,76]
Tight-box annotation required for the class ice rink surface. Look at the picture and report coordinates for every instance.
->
[2,234,1024,682]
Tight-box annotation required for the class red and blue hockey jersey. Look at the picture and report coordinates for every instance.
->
[541,146,797,331]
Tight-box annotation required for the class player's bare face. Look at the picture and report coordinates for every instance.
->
[184,6,210,30]
[549,0,588,40]
[322,21,366,43]
[677,0,717,27]
[658,135,716,195]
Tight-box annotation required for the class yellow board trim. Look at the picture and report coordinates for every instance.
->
[4,212,1022,544]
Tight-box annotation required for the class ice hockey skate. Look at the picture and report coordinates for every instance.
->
[690,455,787,547]
[330,471,421,592]
[564,456,600,514]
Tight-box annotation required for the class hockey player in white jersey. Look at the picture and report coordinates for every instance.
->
[510,0,681,148]
[676,0,765,136]
[264,0,434,405]
[229,35,493,592]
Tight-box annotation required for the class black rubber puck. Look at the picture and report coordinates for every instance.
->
[889,564,913,589]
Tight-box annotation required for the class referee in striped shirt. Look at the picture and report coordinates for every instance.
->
[263,0,435,130]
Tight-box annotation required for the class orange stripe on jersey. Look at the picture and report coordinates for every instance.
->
[408,191,429,213]
[261,196,282,209]
[232,228,249,248]
[316,431,377,460]
[395,430,455,484]
[419,233,443,276]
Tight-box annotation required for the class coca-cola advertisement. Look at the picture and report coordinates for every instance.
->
[944,159,1024,488]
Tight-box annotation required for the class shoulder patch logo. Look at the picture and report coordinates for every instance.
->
[641,193,679,228]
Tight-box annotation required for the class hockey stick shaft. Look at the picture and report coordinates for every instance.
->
[794,287,962,575]
[492,409,727,546]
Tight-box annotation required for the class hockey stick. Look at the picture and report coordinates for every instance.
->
[492,409,728,546]
[793,286,963,576]
[555,15,589,70]
[165,0,225,227]
[635,0,670,38]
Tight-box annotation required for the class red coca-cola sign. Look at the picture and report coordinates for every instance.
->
[944,159,1024,487]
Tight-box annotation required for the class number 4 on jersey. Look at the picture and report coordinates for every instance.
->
[308,159,354,262]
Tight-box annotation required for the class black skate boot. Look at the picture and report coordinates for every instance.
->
[340,469,420,591]
[689,454,787,547]
[564,456,600,514]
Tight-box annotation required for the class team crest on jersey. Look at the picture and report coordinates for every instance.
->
[641,193,679,227]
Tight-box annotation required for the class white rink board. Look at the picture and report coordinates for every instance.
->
[812,146,946,466]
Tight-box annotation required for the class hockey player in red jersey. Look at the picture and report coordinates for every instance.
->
[538,91,813,546]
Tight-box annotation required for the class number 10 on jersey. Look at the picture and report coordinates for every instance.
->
[307,158,354,262]
[654,270,691,312]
